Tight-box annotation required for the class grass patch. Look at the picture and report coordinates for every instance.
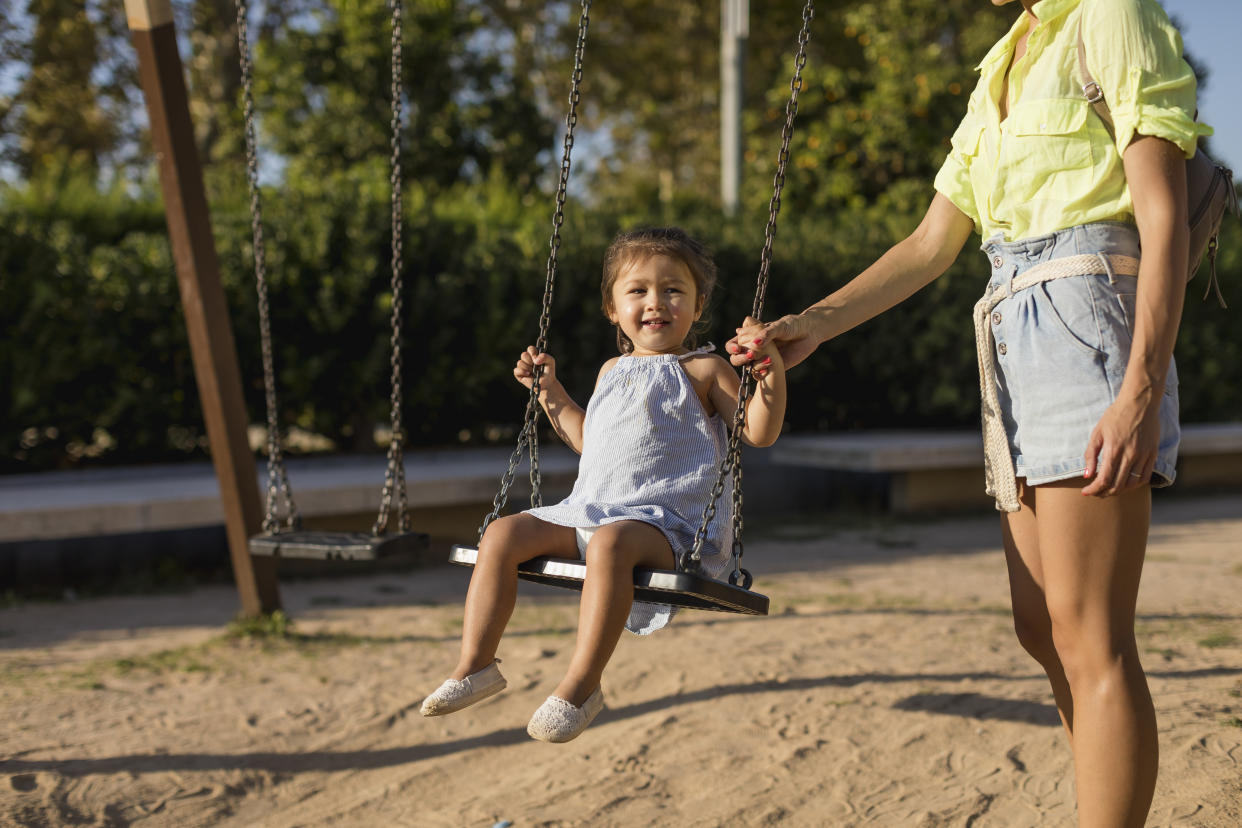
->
[508,604,576,637]
[227,610,292,640]
[111,649,211,675]
[1148,647,1182,661]
[1224,717,1242,729]
[1198,633,1238,649]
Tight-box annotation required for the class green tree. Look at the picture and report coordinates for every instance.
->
[7,0,135,177]
[743,0,1007,217]
[250,0,550,192]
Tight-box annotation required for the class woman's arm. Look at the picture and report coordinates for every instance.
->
[728,193,976,369]
[514,347,587,454]
[1081,135,1188,496]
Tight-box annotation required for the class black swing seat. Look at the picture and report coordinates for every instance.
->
[448,545,769,615]
[250,530,428,561]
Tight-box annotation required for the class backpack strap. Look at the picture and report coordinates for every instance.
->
[1076,16,1233,307]
[1076,20,1116,139]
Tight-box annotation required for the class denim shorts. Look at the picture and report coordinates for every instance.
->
[981,222,1179,487]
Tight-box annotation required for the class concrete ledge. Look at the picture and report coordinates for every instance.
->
[0,447,579,543]
[771,423,1242,513]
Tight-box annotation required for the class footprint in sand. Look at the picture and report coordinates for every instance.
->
[9,774,37,792]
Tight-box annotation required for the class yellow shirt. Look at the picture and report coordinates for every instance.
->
[933,0,1212,242]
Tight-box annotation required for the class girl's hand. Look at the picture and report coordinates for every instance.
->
[514,346,558,392]
[1081,396,1161,496]
[725,313,821,371]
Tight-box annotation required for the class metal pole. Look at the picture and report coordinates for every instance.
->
[124,0,280,616]
[721,0,748,216]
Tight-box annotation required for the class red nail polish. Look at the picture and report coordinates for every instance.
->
[754,338,765,345]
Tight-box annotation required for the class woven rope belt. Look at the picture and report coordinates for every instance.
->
[973,252,1141,512]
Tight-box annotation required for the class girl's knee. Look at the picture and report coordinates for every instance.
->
[583,532,630,570]
[583,523,653,569]
[478,514,534,562]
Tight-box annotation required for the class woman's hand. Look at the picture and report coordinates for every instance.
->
[514,346,559,394]
[1081,395,1162,496]
[725,314,822,372]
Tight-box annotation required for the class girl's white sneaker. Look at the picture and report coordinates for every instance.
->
[526,687,605,742]
[420,660,507,716]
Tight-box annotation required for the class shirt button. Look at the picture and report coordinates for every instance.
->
[997,342,1008,355]
[1040,123,1047,131]
[992,256,1003,268]
[991,311,1002,325]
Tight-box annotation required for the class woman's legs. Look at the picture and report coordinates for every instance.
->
[452,513,576,680]
[552,520,674,706]
[1001,482,1075,738]
[1004,479,1157,828]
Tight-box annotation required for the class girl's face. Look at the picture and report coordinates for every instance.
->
[607,254,702,356]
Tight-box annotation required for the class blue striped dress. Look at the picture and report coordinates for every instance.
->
[525,347,733,634]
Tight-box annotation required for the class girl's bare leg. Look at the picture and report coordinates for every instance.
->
[452,513,576,679]
[1001,481,1075,738]
[1025,480,1157,828]
[552,520,674,706]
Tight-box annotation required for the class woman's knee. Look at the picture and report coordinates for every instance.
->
[1011,603,1057,666]
[1046,607,1135,682]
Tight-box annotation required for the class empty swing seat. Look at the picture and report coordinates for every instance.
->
[448,545,768,615]
[250,530,428,561]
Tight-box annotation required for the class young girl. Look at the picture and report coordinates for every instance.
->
[421,226,786,742]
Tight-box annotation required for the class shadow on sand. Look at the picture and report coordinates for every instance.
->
[3,665,1238,779]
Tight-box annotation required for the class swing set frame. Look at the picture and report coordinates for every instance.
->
[124,0,813,618]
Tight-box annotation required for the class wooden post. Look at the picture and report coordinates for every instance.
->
[125,0,281,616]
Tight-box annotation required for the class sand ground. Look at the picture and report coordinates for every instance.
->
[2,494,1240,827]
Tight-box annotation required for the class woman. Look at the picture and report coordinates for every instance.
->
[729,0,1210,824]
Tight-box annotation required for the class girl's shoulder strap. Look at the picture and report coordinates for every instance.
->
[676,342,716,362]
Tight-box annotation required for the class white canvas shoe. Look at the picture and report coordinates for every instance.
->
[420,660,507,717]
[526,687,605,742]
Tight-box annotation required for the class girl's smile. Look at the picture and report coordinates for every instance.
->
[608,255,702,355]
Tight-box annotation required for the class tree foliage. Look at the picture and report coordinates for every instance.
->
[3,0,136,176]
[1,0,1238,473]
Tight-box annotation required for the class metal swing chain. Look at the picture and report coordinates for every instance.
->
[478,0,592,541]
[235,0,299,534]
[373,0,410,536]
[684,0,814,585]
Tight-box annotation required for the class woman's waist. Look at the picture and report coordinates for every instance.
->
[982,221,1139,285]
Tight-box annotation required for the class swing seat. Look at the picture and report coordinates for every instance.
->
[448,545,769,615]
[250,530,428,561]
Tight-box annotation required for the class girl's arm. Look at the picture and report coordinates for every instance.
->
[727,193,976,369]
[514,347,587,454]
[1081,135,1188,496]
[707,339,787,448]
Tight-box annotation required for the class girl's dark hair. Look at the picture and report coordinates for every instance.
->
[600,226,717,354]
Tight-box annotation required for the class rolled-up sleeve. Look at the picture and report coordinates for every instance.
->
[933,87,985,231]
[1083,0,1212,158]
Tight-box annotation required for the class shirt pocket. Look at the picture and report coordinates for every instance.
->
[1003,99,1094,200]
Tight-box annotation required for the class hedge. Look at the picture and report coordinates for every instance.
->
[2,169,1239,473]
